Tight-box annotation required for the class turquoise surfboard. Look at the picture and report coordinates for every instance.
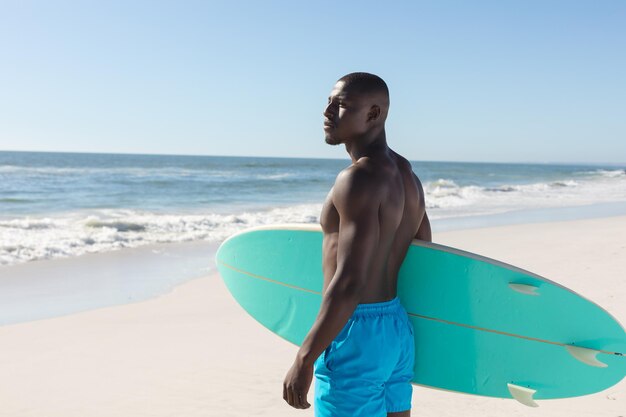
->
[215,224,626,407]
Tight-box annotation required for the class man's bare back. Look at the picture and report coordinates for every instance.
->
[320,150,429,303]
[283,73,430,416]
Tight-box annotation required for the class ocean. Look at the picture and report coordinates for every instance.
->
[1,151,626,267]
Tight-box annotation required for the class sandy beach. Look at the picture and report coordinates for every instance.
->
[0,215,624,417]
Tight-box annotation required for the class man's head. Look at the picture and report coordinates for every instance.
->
[323,72,390,146]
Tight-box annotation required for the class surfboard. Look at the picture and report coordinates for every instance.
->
[215,224,626,407]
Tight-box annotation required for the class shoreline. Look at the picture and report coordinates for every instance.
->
[0,214,624,416]
[432,199,626,231]
[0,240,219,326]
[1,198,624,264]
[2,212,626,326]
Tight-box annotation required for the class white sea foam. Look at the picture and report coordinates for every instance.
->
[0,204,323,266]
[586,169,626,178]
[423,173,626,219]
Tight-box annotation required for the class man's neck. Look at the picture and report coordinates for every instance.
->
[345,129,388,163]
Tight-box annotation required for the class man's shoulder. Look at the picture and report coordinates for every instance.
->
[335,161,381,191]
[331,163,383,208]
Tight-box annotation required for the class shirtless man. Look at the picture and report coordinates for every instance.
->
[283,72,431,417]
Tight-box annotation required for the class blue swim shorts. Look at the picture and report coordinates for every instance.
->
[314,297,415,416]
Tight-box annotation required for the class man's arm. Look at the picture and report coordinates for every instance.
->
[413,172,432,242]
[415,211,432,242]
[283,167,381,409]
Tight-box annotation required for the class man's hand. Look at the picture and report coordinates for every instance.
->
[283,356,313,409]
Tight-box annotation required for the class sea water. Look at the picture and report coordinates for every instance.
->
[1,151,625,266]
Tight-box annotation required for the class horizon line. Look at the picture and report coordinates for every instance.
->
[0,149,624,167]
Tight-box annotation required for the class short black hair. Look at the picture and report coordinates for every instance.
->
[338,72,389,100]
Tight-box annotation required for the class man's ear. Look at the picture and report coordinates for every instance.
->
[367,105,380,122]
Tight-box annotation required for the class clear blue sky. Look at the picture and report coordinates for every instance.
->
[1,1,624,164]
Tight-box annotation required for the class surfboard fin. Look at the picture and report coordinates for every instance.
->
[507,383,539,407]
[508,283,539,296]
[565,345,608,368]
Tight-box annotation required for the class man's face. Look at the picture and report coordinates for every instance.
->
[323,81,370,146]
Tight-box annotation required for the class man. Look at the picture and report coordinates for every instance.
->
[283,72,431,417]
